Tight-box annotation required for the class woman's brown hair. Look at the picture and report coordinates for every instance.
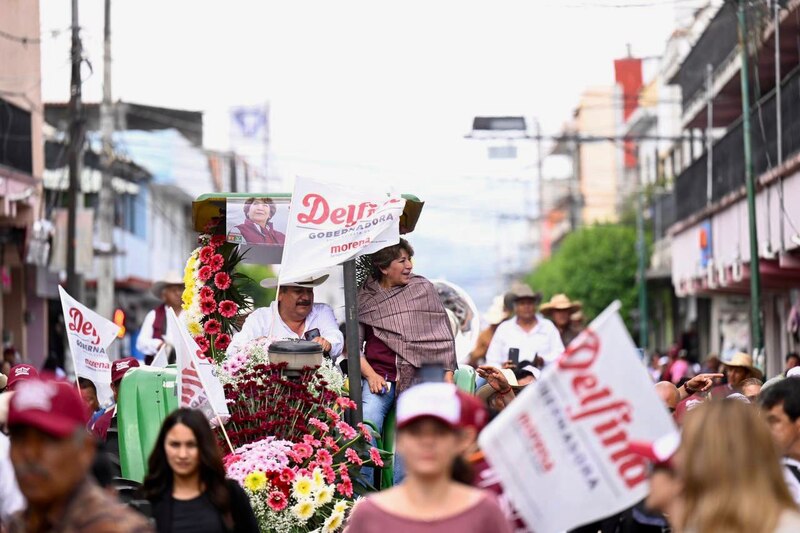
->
[369,238,414,281]
[679,400,797,533]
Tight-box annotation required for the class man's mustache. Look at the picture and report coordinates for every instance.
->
[296,300,312,306]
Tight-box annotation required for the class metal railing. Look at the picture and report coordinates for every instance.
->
[675,65,800,221]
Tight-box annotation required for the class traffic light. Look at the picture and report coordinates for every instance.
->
[113,308,126,338]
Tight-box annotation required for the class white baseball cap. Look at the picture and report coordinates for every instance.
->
[396,383,488,431]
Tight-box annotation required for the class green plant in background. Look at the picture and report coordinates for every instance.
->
[235,263,277,309]
[527,224,647,334]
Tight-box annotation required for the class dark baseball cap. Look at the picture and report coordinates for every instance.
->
[7,364,39,391]
[8,377,89,438]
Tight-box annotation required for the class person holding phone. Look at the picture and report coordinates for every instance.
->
[345,383,510,533]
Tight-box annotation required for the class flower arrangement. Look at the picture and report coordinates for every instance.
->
[222,362,385,532]
[182,233,253,362]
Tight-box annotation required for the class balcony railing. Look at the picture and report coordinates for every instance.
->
[652,190,676,241]
[675,65,800,222]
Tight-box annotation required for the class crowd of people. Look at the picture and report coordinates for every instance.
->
[2,235,800,533]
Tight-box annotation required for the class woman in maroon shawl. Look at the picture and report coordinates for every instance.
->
[357,239,458,482]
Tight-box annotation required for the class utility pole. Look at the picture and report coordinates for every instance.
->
[775,0,785,253]
[97,0,115,325]
[737,0,764,355]
[229,153,238,192]
[635,146,648,350]
[66,0,84,300]
[706,64,713,205]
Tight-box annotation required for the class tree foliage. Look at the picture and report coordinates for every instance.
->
[527,224,642,332]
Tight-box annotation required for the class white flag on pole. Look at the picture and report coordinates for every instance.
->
[478,301,677,533]
[150,344,169,368]
[279,177,406,284]
[58,286,121,406]
[167,309,229,422]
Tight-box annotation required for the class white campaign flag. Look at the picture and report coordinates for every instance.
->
[478,301,677,533]
[58,286,121,406]
[279,177,406,284]
[167,309,229,422]
[150,344,169,368]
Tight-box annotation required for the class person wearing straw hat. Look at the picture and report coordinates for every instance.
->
[719,352,764,393]
[485,285,564,368]
[227,275,343,358]
[468,296,511,367]
[136,271,185,365]
[540,293,583,347]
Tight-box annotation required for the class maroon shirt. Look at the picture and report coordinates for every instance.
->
[235,219,285,245]
[364,325,397,382]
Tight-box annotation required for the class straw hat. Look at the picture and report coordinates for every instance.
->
[260,274,330,289]
[540,294,582,315]
[151,271,185,299]
[476,369,520,402]
[484,296,511,325]
[512,285,542,303]
[721,352,764,381]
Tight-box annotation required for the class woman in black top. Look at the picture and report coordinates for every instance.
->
[142,408,258,533]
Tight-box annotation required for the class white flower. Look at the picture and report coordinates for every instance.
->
[322,512,345,532]
[315,485,334,506]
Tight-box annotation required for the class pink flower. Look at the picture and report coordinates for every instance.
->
[336,397,358,410]
[210,235,226,248]
[315,448,333,467]
[200,298,217,315]
[223,454,241,468]
[292,442,313,460]
[357,423,373,441]
[218,300,238,318]
[267,491,288,512]
[214,272,232,290]
[209,254,225,272]
[214,333,231,351]
[199,246,215,263]
[199,286,215,300]
[323,466,336,484]
[198,266,213,282]
[324,408,341,423]
[278,468,295,484]
[345,448,363,466]
[204,319,221,335]
[309,418,329,433]
[322,436,340,453]
[336,421,357,440]
[369,447,384,467]
[194,336,210,353]
[303,434,321,448]
[337,478,353,498]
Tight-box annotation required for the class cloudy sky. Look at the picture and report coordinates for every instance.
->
[39,0,705,310]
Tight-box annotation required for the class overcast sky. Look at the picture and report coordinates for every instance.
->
[39,0,705,309]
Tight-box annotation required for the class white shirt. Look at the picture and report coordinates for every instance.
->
[228,302,343,357]
[0,433,24,522]
[136,307,182,356]
[485,314,565,367]
[783,457,800,506]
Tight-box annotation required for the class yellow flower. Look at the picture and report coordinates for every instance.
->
[291,500,315,522]
[182,287,194,306]
[293,476,313,499]
[312,468,325,490]
[334,501,348,514]
[244,471,267,492]
[187,321,203,337]
[323,512,345,532]
[315,485,334,506]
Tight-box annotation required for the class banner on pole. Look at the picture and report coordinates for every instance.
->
[58,286,120,406]
[279,178,406,284]
[478,301,676,533]
[168,309,229,422]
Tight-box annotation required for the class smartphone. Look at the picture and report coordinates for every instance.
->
[417,363,445,383]
[304,328,321,341]
[508,348,520,366]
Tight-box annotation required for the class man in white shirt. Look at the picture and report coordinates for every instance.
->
[136,272,184,364]
[228,275,343,357]
[485,285,564,367]
[761,377,800,505]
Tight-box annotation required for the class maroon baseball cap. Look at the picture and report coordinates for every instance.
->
[111,357,140,384]
[7,377,89,438]
[7,364,39,391]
